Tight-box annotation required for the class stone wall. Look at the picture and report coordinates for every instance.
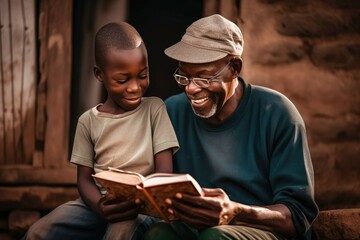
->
[312,208,360,240]
[240,0,360,210]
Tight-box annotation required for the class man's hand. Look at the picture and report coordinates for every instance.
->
[97,195,142,222]
[166,187,297,237]
[166,188,238,229]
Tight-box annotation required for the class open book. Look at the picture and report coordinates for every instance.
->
[92,167,203,222]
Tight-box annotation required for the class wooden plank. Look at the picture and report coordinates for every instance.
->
[0,164,76,184]
[19,0,36,165]
[0,0,16,164]
[9,0,36,165]
[9,0,23,164]
[219,0,239,22]
[33,0,49,167]
[0,0,36,165]
[40,0,73,168]
[203,0,218,16]
[0,0,5,163]
[0,186,78,211]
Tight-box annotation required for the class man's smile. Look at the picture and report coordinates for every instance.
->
[191,97,209,106]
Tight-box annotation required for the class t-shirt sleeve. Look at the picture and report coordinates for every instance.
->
[70,115,94,168]
[150,98,179,155]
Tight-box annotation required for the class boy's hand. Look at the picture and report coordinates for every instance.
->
[97,195,142,222]
[166,188,237,229]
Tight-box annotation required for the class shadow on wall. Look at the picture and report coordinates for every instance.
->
[129,0,203,100]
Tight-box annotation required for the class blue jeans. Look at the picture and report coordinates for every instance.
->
[23,198,159,240]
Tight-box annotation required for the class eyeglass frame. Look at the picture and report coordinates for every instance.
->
[173,61,231,88]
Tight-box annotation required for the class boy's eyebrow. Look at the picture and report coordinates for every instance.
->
[112,66,149,75]
[138,66,149,74]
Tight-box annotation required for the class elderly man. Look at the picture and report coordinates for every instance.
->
[144,14,318,240]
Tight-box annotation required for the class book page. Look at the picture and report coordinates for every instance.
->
[143,173,202,191]
[93,169,144,185]
[144,173,187,185]
[108,167,146,182]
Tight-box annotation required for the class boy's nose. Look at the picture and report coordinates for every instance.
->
[127,79,141,92]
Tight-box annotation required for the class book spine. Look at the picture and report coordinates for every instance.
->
[142,189,170,222]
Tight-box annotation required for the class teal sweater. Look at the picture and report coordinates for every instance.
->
[165,78,318,239]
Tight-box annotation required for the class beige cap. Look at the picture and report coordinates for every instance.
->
[165,14,244,64]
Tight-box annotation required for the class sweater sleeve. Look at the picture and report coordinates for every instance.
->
[267,96,319,236]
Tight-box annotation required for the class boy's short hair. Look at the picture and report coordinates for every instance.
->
[95,22,143,68]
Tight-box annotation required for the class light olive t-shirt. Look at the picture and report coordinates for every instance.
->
[70,97,179,179]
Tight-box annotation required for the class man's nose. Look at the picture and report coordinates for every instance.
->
[185,79,201,93]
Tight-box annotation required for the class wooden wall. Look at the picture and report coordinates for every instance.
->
[0,0,76,180]
[0,0,75,182]
[0,0,36,165]
[0,0,77,238]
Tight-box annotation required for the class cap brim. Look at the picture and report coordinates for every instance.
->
[164,41,227,64]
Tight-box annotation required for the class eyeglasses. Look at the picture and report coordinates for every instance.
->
[173,62,231,88]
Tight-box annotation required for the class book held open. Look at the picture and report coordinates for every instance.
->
[92,167,203,222]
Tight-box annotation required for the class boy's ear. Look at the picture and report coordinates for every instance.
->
[93,65,103,82]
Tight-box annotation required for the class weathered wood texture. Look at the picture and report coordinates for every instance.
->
[35,0,73,168]
[0,165,76,184]
[0,0,75,185]
[203,0,239,23]
[0,186,78,211]
[0,0,36,165]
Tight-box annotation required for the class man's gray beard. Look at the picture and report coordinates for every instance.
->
[191,103,217,119]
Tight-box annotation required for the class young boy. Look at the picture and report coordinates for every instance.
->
[24,22,179,240]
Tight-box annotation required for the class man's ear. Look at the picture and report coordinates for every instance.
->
[231,58,242,76]
[93,65,103,82]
